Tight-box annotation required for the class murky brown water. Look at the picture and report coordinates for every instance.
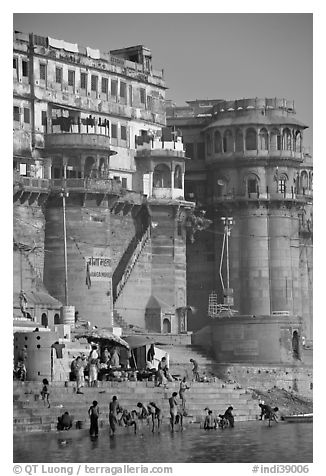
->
[14,421,312,463]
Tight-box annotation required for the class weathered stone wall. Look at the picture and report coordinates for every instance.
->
[13,202,46,292]
[213,363,313,399]
[186,230,215,330]
[43,195,140,328]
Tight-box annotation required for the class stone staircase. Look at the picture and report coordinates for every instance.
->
[159,343,224,379]
[13,380,259,433]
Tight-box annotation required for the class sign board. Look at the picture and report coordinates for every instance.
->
[86,248,112,281]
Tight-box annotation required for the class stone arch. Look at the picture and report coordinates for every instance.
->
[153,163,171,188]
[98,157,106,177]
[54,313,60,325]
[214,130,222,153]
[245,172,260,195]
[259,128,268,150]
[245,128,257,150]
[294,130,302,152]
[163,318,171,333]
[223,129,233,152]
[235,129,244,152]
[174,165,182,189]
[41,313,48,328]
[278,173,288,194]
[283,128,292,150]
[84,156,95,178]
[270,128,281,151]
[292,330,301,360]
[300,170,308,190]
[309,171,313,191]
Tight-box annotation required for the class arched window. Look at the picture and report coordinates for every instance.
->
[270,129,281,151]
[153,163,171,188]
[84,156,95,178]
[223,130,233,152]
[206,133,212,155]
[163,318,171,333]
[309,171,313,191]
[259,128,268,150]
[54,313,60,325]
[235,129,243,152]
[283,128,292,150]
[246,174,260,195]
[278,174,288,194]
[98,157,106,177]
[214,130,222,153]
[174,165,182,189]
[245,128,257,150]
[41,313,48,328]
[294,131,302,152]
[300,171,308,190]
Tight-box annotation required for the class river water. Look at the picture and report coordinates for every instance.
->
[14,421,312,463]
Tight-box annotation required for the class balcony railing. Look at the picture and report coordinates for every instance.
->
[44,133,113,152]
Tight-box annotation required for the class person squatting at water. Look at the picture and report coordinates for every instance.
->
[57,411,73,431]
[88,400,100,437]
[219,406,234,428]
[204,410,217,430]
[148,402,162,433]
[40,378,50,408]
[119,409,138,434]
[109,395,123,436]
[136,402,149,420]
[259,403,279,424]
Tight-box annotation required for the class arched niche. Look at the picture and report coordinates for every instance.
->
[153,163,171,188]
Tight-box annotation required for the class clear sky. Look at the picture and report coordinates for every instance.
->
[13,12,313,149]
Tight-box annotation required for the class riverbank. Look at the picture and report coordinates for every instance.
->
[250,387,313,416]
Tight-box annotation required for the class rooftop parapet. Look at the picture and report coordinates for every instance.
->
[13,31,165,86]
[135,129,186,157]
[212,98,296,116]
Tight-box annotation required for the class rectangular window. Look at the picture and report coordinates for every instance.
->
[278,179,286,194]
[120,81,127,98]
[101,77,108,94]
[13,58,17,69]
[111,123,118,138]
[91,75,98,92]
[140,88,146,104]
[111,79,118,96]
[68,70,75,87]
[55,67,62,84]
[13,106,20,122]
[22,60,28,77]
[20,163,27,176]
[41,111,47,126]
[39,63,46,81]
[121,177,127,189]
[120,125,127,140]
[80,72,87,89]
[23,108,30,124]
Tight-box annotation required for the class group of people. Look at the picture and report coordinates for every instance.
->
[203,406,235,430]
[87,396,164,437]
[71,345,122,392]
[259,402,279,425]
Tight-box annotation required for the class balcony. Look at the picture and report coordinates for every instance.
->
[135,135,186,159]
[44,133,114,154]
